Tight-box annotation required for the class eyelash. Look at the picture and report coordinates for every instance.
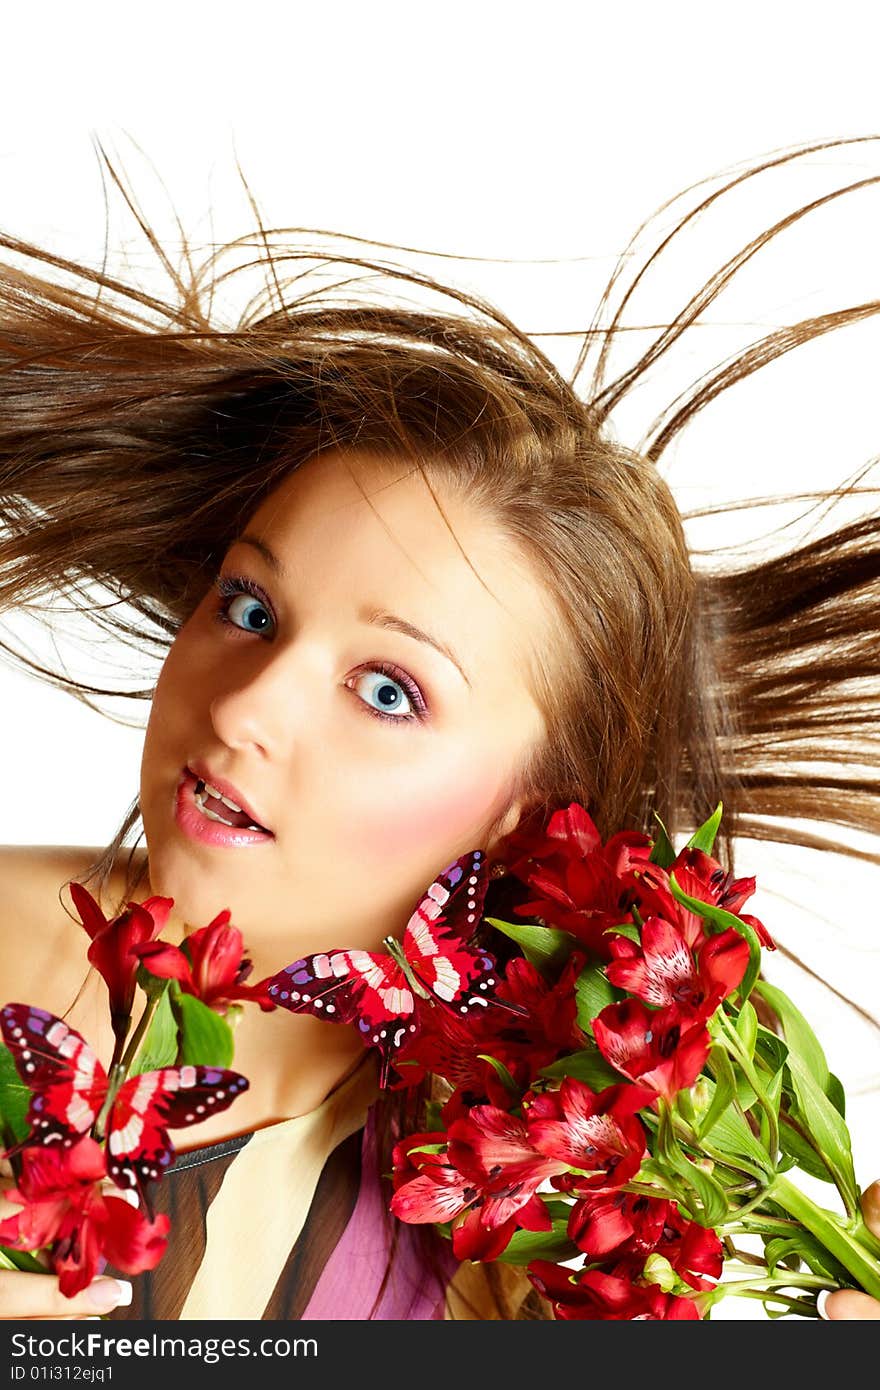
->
[211,573,429,726]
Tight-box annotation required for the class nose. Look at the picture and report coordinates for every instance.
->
[208,642,316,757]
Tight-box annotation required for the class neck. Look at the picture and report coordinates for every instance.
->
[105,850,377,1142]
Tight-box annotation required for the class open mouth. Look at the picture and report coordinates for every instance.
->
[193,778,272,835]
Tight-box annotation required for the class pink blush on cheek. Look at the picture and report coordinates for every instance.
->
[347,769,510,860]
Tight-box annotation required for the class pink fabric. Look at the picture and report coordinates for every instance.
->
[301,1103,459,1320]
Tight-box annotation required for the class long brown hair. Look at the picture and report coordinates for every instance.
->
[1,134,878,1318]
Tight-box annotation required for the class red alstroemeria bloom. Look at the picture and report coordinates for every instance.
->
[606,915,749,1020]
[526,1078,652,1191]
[655,1204,724,1290]
[446,1106,566,1223]
[503,802,656,959]
[658,846,775,951]
[568,1190,671,1260]
[526,1260,700,1320]
[494,951,588,1056]
[0,1138,169,1297]
[391,951,587,1110]
[390,997,524,1109]
[593,999,711,1103]
[390,1133,552,1261]
[134,913,276,1014]
[69,883,174,1028]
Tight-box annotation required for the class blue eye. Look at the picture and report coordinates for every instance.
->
[212,573,428,727]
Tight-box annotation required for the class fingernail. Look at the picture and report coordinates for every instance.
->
[86,1278,133,1312]
[816,1289,831,1320]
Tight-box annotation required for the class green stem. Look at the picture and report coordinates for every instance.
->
[119,995,159,1075]
[717,1014,779,1161]
[773,1173,880,1301]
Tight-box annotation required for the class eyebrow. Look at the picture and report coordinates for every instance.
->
[233,533,472,688]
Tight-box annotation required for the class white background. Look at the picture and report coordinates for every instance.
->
[1,1,879,1318]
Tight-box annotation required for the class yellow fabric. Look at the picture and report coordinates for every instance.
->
[177,1056,379,1321]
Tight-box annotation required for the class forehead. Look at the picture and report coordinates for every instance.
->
[242,448,554,719]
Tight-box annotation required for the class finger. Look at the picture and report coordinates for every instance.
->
[860,1179,880,1239]
[821,1288,880,1320]
[0,1272,132,1319]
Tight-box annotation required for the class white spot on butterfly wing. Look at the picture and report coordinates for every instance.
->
[429,956,463,1002]
[109,1117,145,1156]
[378,986,414,1015]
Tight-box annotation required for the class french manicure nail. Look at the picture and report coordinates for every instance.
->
[86,1277,133,1312]
[816,1289,831,1320]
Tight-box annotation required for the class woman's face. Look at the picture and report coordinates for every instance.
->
[140,448,552,968]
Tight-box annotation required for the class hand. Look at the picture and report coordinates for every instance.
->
[820,1180,880,1320]
[0,1164,132,1319]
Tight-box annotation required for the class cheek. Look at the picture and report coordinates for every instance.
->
[343,757,510,860]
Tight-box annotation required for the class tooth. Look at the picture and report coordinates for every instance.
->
[203,780,245,813]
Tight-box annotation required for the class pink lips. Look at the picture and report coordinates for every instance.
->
[174,770,275,849]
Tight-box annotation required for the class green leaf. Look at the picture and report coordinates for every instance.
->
[753,981,830,1092]
[754,1025,789,1077]
[0,1244,45,1274]
[574,965,617,1035]
[736,1001,758,1059]
[173,993,235,1068]
[778,1115,837,1184]
[785,1055,859,1210]
[539,1048,621,1090]
[424,1099,444,1131]
[685,802,723,855]
[494,1223,580,1266]
[649,812,676,869]
[485,917,577,975]
[826,1072,846,1120]
[656,1106,731,1226]
[0,1043,31,1146]
[700,1095,775,1174]
[668,872,763,1000]
[477,1054,521,1096]
[763,1232,849,1285]
[602,922,641,945]
[696,1047,738,1142]
[130,988,178,1076]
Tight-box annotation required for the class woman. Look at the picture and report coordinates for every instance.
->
[0,135,878,1320]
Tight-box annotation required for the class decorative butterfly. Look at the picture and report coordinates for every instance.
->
[266,849,527,1088]
[0,1003,248,1209]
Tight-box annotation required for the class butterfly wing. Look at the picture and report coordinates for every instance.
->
[266,949,418,1088]
[403,852,527,1019]
[0,1004,108,1149]
[107,1066,249,1201]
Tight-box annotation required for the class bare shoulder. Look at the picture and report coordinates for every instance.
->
[0,844,149,1007]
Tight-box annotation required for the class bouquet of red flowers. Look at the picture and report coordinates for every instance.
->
[387,803,880,1319]
[0,890,274,1296]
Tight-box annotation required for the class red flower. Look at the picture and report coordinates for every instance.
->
[655,1205,724,1290]
[390,999,522,1109]
[391,951,587,1109]
[606,915,749,1019]
[446,1106,566,1220]
[526,1260,700,1320]
[134,913,276,1014]
[494,951,588,1056]
[0,1138,169,1297]
[504,803,655,959]
[526,1079,651,1191]
[659,847,775,951]
[389,1127,553,1261]
[568,1190,670,1260]
[592,999,710,1103]
[69,884,173,1029]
